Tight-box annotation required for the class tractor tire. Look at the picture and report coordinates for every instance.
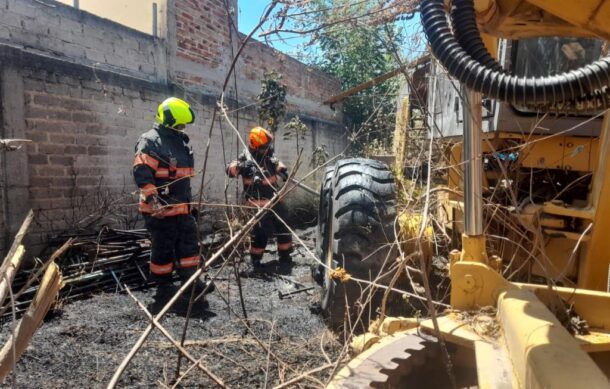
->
[316,166,335,257]
[320,158,397,331]
[313,166,335,286]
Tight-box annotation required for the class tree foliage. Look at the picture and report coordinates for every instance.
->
[283,115,310,151]
[293,0,405,155]
[257,71,287,133]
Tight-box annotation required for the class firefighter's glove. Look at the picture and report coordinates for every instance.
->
[239,160,257,177]
[146,195,165,218]
[190,207,199,219]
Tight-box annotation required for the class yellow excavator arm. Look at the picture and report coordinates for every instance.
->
[476,0,610,40]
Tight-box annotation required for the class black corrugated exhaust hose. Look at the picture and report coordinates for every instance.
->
[421,0,610,111]
[451,0,506,74]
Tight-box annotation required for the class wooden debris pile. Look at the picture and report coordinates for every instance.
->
[2,228,153,320]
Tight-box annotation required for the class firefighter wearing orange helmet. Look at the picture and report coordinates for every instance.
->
[226,127,293,267]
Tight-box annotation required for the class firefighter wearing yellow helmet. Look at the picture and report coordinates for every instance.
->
[226,126,293,268]
[133,97,213,296]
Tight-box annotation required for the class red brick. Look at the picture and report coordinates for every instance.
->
[75,136,101,146]
[36,166,66,177]
[28,154,48,164]
[35,198,75,210]
[25,131,49,142]
[88,146,109,155]
[49,155,75,166]
[32,93,61,107]
[74,167,105,176]
[107,126,127,137]
[59,98,88,111]
[64,145,87,155]
[49,133,75,144]
[51,178,77,187]
[72,112,96,123]
[37,143,65,155]
[75,177,101,186]
[107,147,131,156]
[85,124,108,135]
[29,177,52,187]
[26,107,71,121]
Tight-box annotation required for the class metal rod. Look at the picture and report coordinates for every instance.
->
[278,286,315,299]
[152,2,158,38]
[289,177,319,196]
[461,85,484,236]
[73,0,79,9]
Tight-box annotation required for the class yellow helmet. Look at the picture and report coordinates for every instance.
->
[156,97,195,129]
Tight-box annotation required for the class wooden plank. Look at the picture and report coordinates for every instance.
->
[0,244,25,309]
[0,210,33,273]
[0,263,63,380]
[323,56,430,106]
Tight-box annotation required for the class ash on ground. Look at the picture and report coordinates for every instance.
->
[7,228,341,388]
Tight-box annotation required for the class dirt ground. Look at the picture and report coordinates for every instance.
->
[6,228,343,388]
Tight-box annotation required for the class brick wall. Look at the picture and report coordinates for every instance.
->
[0,0,345,256]
[169,1,342,123]
[238,39,341,123]
[175,0,235,69]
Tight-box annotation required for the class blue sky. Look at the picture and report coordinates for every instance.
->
[238,1,308,58]
[237,2,425,62]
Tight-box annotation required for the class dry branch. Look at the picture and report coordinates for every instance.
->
[0,263,63,380]
[125,287,227,388]
[272,363,333,389]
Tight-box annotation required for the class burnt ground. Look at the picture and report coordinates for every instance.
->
[5,228,343,388]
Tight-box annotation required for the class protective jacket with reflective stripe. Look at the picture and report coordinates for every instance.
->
[227,152,286,201]
[133,124,195,214]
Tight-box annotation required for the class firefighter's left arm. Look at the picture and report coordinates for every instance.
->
[133,137,160,200]
[226,160,240,178]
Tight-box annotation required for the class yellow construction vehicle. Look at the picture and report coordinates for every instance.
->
[316,0,610,387]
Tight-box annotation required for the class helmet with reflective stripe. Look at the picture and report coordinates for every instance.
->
[248,127,273,150]
[156,97,195,129]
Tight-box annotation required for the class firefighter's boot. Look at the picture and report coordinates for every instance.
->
[177,268,215,296]
[250,253,264,268]
[278,252,293,264]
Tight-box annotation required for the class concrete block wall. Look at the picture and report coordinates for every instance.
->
[0,48,170,252]
[0,0,346,255]
[0,0,166,82]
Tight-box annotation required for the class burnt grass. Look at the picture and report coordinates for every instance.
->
[5,230,343,388]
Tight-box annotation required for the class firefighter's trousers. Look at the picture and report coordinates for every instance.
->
[249,202,293,261]
[144,214,201,281]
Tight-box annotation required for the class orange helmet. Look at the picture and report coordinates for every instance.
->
[248,127,273,150]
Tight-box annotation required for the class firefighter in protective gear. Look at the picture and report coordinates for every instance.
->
[226,127,293,267]
[133,97,211,293]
